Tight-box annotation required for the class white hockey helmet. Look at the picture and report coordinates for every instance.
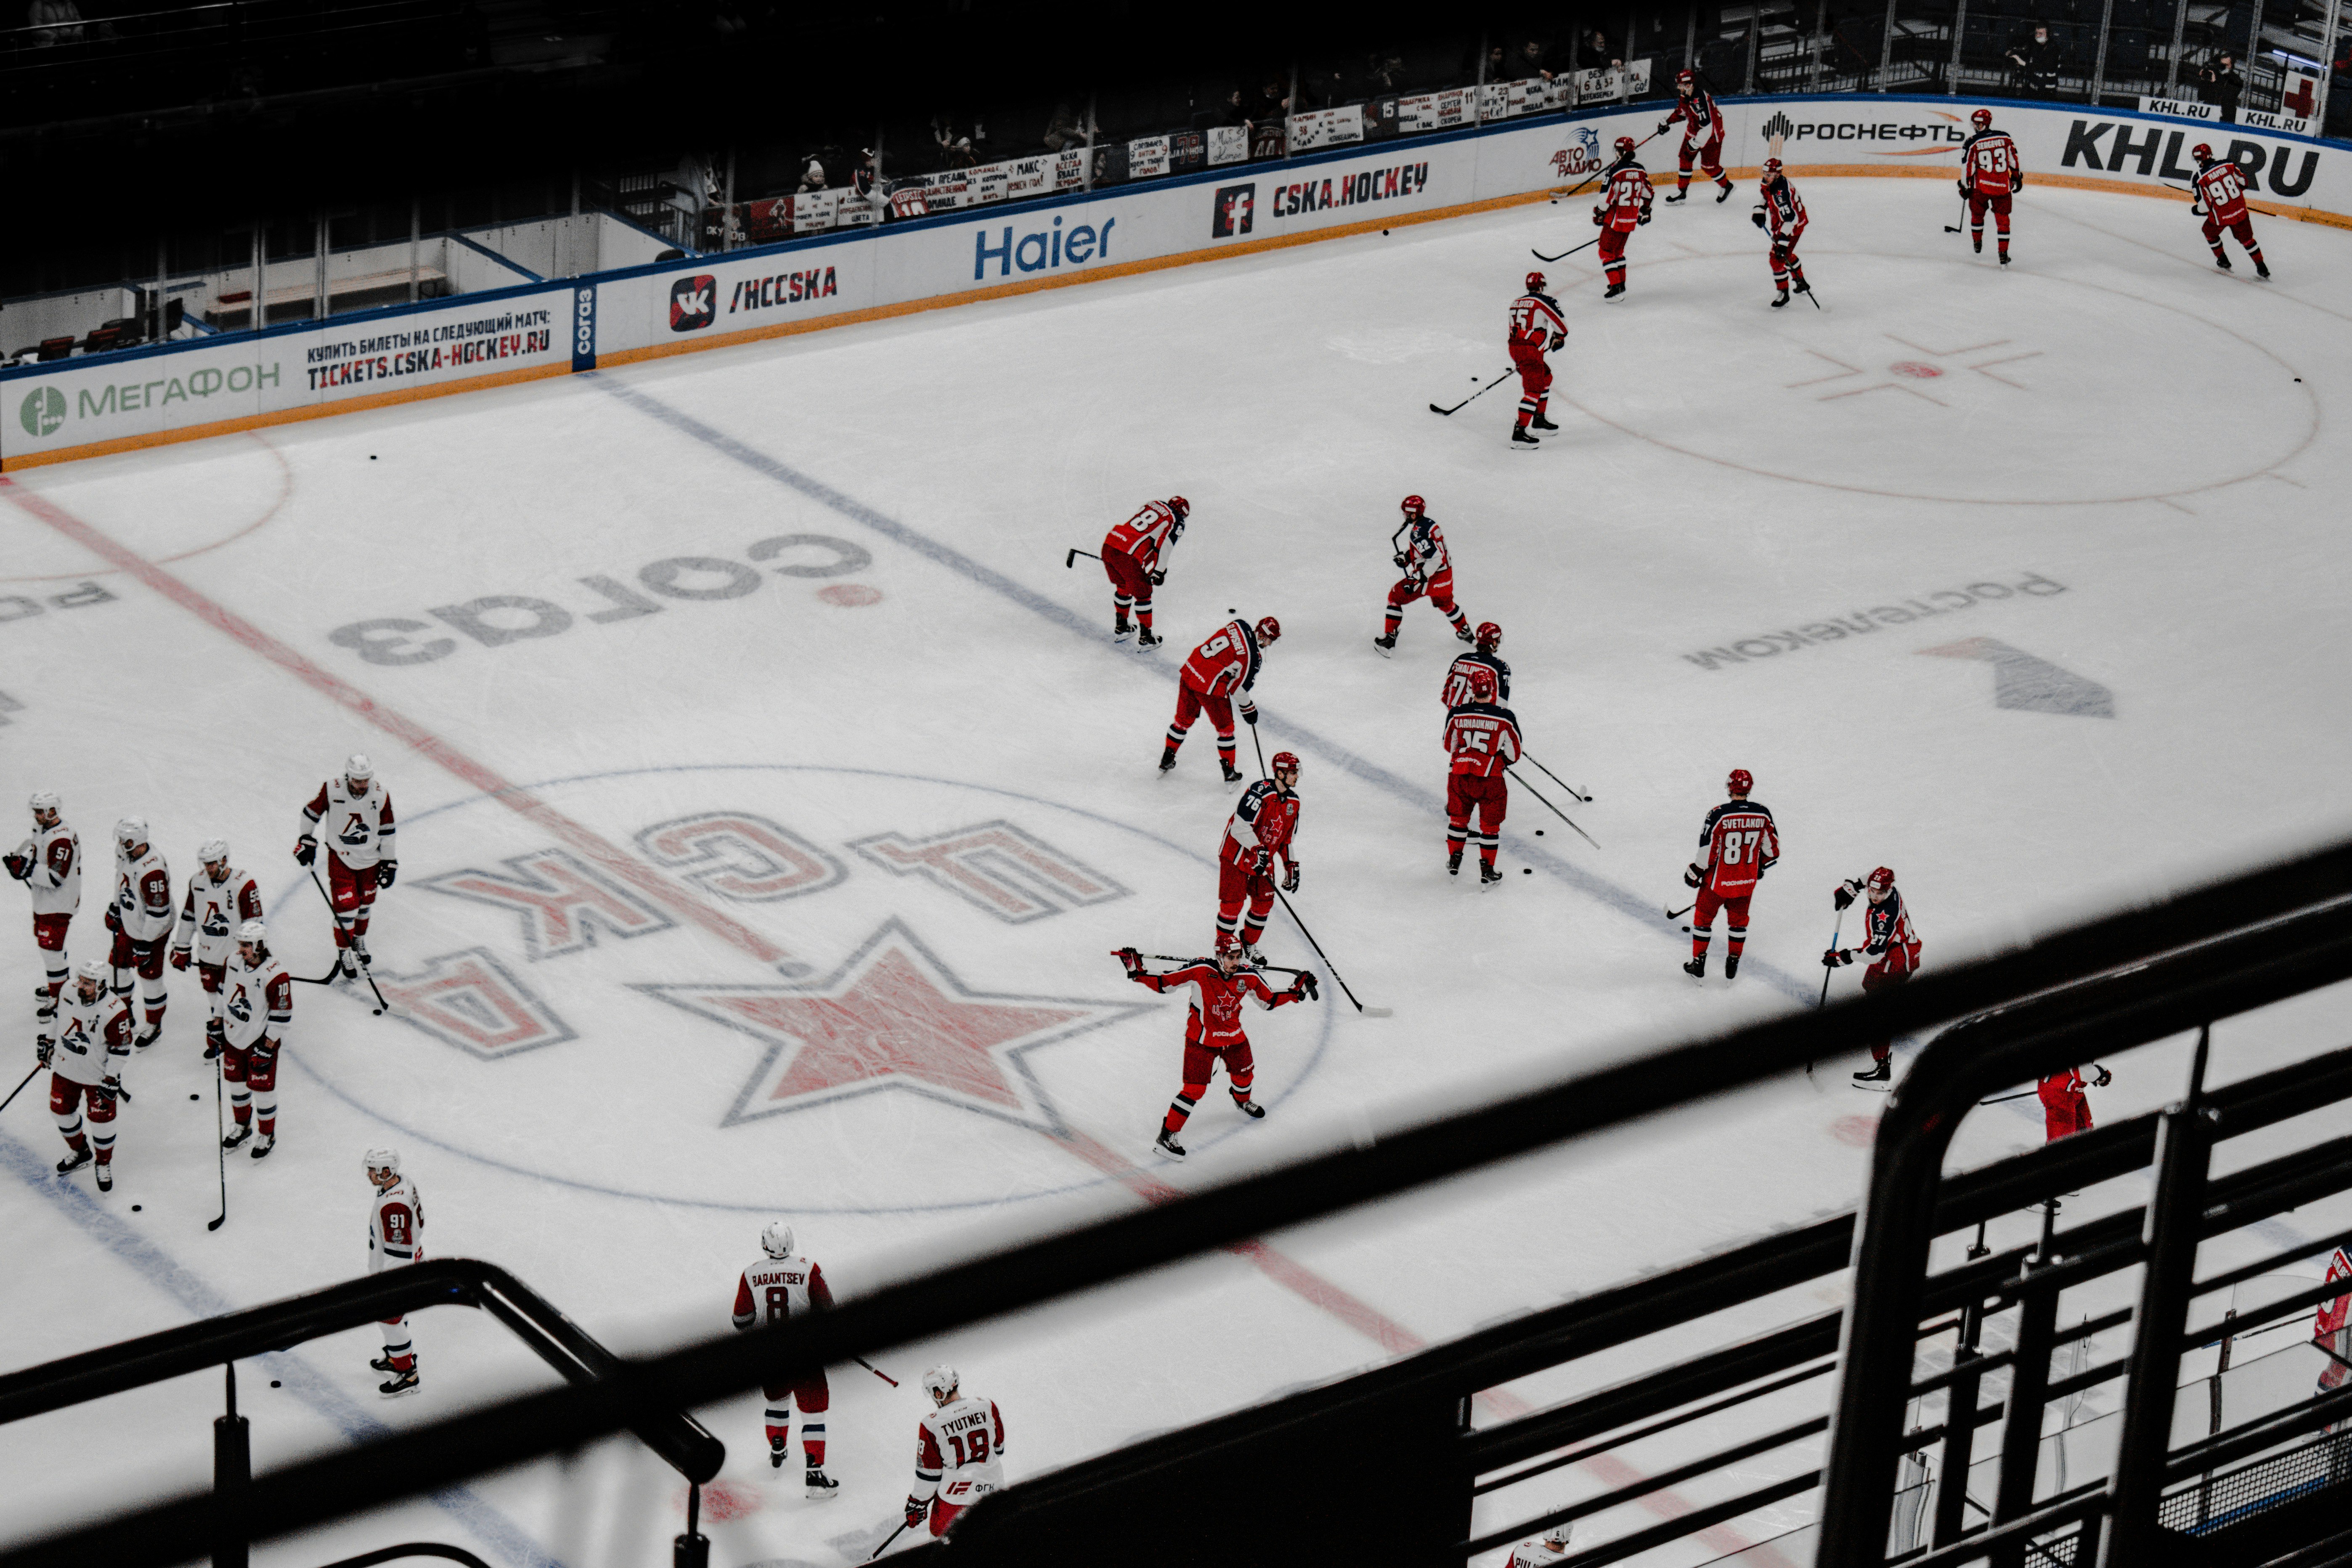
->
[73,956,109,990]
[1545,1523,1575,1549]
[364,1147,402,1176]
[344,753,374,785]
[28,790,60,815]
[114,816,148,850]
[760,1220,795,1259]
[199,838,231,868]
[921,1364,959,1404]
[237,919,268,947]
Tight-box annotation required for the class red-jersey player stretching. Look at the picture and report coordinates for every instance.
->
[1591,137,1654,300]
[1657,70,1734,202]
[2190,144,2270,278]
[1117,944,1315,1160]
[1957,109,2023,264]
[1681,770,1778,980]
[1161,614,1281,786]
[1444,666,1521,888]
[1101,495,1188,647]
[1507,272,1566,446]
[1375,496,1474,655]
[1827,867,1922,1084]
[1215,752,1302,957]
[1752,159,1811,308]
[1442,622,1510,707]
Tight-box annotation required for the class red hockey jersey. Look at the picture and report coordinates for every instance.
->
[1443,701,1522,778]
[2194,159,2251,225]
[1696,799,1779,897]
[1596,164,1652,232]
[1133,961,1302,1048]
[1759,180,1807,244]
[1508,292,1567,353]
[1181,619,1266,703]
[1960,129,2022,196]
[1663,88,1722,142]
[1103,500,1183,573]
[1221,779,1301,869]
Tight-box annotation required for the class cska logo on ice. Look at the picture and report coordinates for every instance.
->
[324,768,1295,1210]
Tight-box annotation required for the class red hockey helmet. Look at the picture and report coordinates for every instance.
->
[1400,494,1426,518]
[1676,68,1695,89]
[1466,666,1497,703]
[1166,495,1191,520]
[1475,621,1503,650]
[1255,615,1281,644]
[1271,751,1302,783]
[2191,142,2214,163]
[1614,135,1638,159]
[1525,270,1547,294]
[1760,157,1784,185]
[1727,768,1753,796]
[1866,866,1895,894]
[1970,108,1992,130]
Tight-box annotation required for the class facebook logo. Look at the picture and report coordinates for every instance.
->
[1212,183,1256,239]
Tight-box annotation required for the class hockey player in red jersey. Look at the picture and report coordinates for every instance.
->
[1681,769,1778,980]
[1376,496,1474,655]
[1957,108,2023,264]
[2190,144,2271,278]
[1101,496,1188,647]
[1444,665,1521,888]
[2038,1065,2109,1141]
[1592,137,1654,300]
[1507,272,1567,445]
[1752,159,1811,308]
[43,957,130,1189]
[9,790,80,1029]
[1117,944,1316,1160]
[1214,752,1302,956]
[1657,70,1733,202]
[1442,622,1510,707]
[1161,615,1280,785]
[732,1220,841,1498]
[1827,867,1922,1084]
[297,753,397,978]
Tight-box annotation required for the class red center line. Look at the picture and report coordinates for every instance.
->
[2,472,1761,1561]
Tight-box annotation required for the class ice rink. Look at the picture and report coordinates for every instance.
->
[4,175,2352,1567]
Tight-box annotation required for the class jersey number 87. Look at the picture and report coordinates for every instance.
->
[1719,829,1763,864]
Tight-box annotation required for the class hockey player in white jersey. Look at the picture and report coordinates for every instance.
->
[729,1221,840,1499]
[8,790,80,1032]
[172,841,263,1062]
[42,957,131,1191]
[297,754,397,979]
[905,1364,1005,1540]
[1510,1525,1574,1565]
[106,817,173,1048]
[366,1148,424,1396]
[219,921,292,1157]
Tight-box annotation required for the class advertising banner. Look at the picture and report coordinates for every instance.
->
[2139,95,2219,121]
[1397,87,1475,133]
[1286,106,1367,151]
[1207,125,1250,165]
[1128,135,1172,178]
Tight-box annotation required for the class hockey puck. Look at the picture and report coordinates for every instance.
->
[189,1093,199,1100]
[270,1380,281,1388]
[1522,868,1532,874]
[369,454,377,460]
[1381,228,1389,235]
[1535,829,1545,836]
[130,1204,141,1211]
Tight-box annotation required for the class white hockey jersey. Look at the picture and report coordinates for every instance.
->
[15,821,80,916]
[221,950,292,1051]
[368,1178,425,1271]
[731,1252,835,1329]
[1510,1537,1572,1568]
[303,777,397,870]
[175,864,263,966]
[49,984,132,1088]
[112,845,173,942]
[914,1393,1006,1506]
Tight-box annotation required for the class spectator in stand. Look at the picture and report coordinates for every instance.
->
[1575,28,1621,71]
[1465,40,1508,82]
[796,156,827,193]
[1042,102,1087,152]
[27,0,86,45]
[1512,37,1556,82]
[2005,24,2063,96]
[1294,61,1346,109]
[1360,45,1407,94]
[853,149,877,200]
[2191,50,2243,121]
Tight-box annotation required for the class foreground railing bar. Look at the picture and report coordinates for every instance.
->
[1471,1358,1837,1495]
[1464,1415,1830,1557]
[1895,1491,2104,1568]
[13,841,2350,1568]
[2160,1369,2352,1481]
[1551,1469,1823,1568]
[2181,1257,2352,1351]
[2191,1215,2352,1304]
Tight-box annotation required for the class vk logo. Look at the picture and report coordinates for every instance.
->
[669,275,717,332]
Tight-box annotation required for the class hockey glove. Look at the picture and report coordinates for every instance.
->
[1549,331,1566,351]
[1114,946,1143,977]
[1148,568,1167,586]
[2,851,26,881]
[170,947,190,972]
[1591,207,1605,226]
[2092,1066,2113,1087]
[1252,847,1273,877]
[906,1497,931,1528]
[1751,209,1767,229]
[2011,172,2024,192]
[1772,240,1792,262]
[36,1039,53,1067]
[1241,704,1258,727]
[1656,121,1671,135]
[1957,180,1969,199]
[104,905,121,934]
[1283,863,1300,894]
[2190,202,2205,217]
[1832,883,1857,912]
[1292,971,1320,1001]
[1684,863,1705,889]
[1392,552,1410,570]
[294,836,316,867]
[1759,856,1777,876]
[1638,209,1652,226]
[379,862,398,888]
[1824,947,1854,967]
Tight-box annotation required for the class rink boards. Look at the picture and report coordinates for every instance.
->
[3,93,2344,471]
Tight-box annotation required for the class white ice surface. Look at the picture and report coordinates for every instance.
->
[3,177,2351,1567]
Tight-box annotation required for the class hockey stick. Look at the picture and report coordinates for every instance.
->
[207,1051,228,1231]
[855,1356,899,1387]
[1665,901,1695,921]
[1981,1087,2039,1106]
[1520,752,1592,803]
[1817,907,1847,1009]
[289,967,343,987]
[869,1521,911,1560]
[1064,547,1100,568]
[0,1061,38,1115]
[1429,368,1514,417]
[1249,721,1268,780]
[308,866,405,1017]
[1945,187,1967,234]
[1506,768,1599,848]
[1273,891,1390,1017]
[1530,234,1603,264]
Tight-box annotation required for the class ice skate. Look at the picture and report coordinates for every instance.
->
[2255,258,2271,279]
[804,1465,840,1501]
[1725,953,1741,979]
[1530,413,1559,431]
[1158,746,1179,775]
[1455,624,1476,643]
[1233,1097,1265,1120]
[1511,426,1540,446]
[1664,188,1688,203]
[56,1147,91,1176]
[1716,180,1734,202]
[250,1131,275,1160]
[352,933,371,968]
[95,1162,112,1192]
[769,1439,789,1470]
[1853,1058,1892,1085]
[1220,762,1244,788]
[222,1123,253,1151]
[371,1351,419,1374]
[1372,633,1396,658]
[1154,1127,1186,1160]
[338,948,360,980]
[1448,849,1462,876]
[1114,617,1134,642]
[1480,863,1503,889]
[133,1022,160,1051]
[1683,955,1706,979]
[1137,627,1162,648]
[378,1367,420,1398]
[2214,253,2233,271]
[1771,290,1791,308]
[1603,281,1626,300]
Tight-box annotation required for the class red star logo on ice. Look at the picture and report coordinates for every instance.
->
[637,919,1153,1130]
